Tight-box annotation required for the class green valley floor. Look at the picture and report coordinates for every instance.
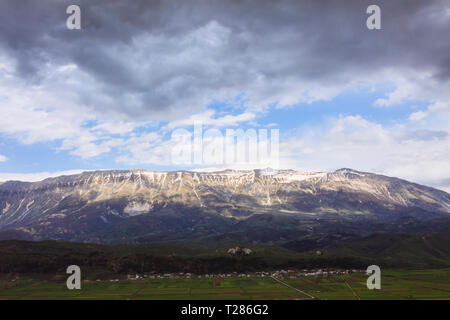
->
[0,269,449,300]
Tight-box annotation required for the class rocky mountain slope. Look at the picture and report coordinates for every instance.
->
[0,168,449,242]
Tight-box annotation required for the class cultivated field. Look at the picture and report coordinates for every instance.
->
[0,269,449,300]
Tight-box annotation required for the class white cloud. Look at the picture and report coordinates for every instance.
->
[409,111,428,122]
[92,121,151,135]
[0,59,154,159]
[115,132,168,165]
[374,77,416,107]
[0,1,449,183]
[278,115,450,192]
[429,100,450,113]
[0,169,88,182]
[373,68,450,109]
[438,186,450,193]
[409,100,450,122]
[0,155,7,162]
[166,109,256,129]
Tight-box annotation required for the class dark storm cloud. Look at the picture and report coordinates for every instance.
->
[0,0,449,119]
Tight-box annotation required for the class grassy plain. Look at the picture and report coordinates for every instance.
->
[0,269,448,300]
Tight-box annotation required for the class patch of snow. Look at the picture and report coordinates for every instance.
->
[124,201,152,216]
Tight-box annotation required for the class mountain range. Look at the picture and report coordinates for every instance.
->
[0,168,449,245]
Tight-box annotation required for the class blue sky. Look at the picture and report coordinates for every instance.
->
[0,0,449,191]
[0,84,412,173]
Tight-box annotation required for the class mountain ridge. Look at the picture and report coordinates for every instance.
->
[0,168,448,243]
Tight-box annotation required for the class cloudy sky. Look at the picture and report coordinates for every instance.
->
[0,0,449,191]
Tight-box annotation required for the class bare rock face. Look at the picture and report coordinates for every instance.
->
[0,168,448,242]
